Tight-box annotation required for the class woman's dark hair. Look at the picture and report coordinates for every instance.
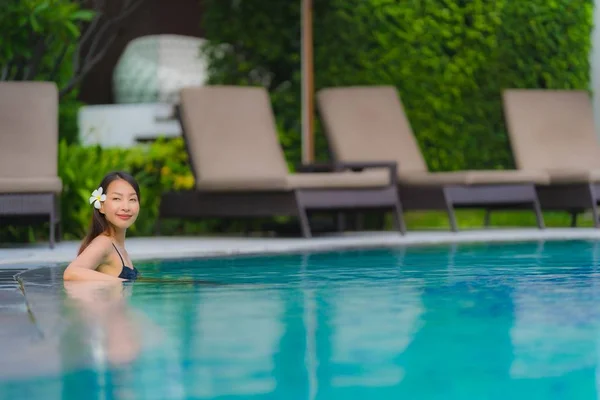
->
[78,171,141,255]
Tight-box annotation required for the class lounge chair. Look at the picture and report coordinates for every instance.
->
[158,85,405,237]
[503,89,600,227]
[0,82,62,248]
[316,85,549,231]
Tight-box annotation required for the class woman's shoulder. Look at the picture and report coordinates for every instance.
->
[88,235,114,251]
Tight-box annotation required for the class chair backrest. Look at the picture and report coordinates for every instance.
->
[317,86,428,173]
[0,82,59,178]
[178,86,289,184]
[503,89,600,170]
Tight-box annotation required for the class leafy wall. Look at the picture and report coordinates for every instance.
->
[201,0,593,170]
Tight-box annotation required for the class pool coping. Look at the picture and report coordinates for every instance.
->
[3,228,600,269]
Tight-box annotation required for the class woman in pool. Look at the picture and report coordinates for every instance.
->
[63,171,140,281]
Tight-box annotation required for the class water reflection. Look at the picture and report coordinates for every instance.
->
[0,270,162,399]
[326,250,423,389]
[62,281,141,369]
[510,241,600,379]
[8,242,600,399]
[301,253,318,400]
[186,288,285,398]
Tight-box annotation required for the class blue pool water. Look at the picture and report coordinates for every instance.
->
[3,240,600,399]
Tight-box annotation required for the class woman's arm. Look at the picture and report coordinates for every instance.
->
[63,236,125,282]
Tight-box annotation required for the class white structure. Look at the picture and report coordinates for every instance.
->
[79,34,209,147]
[78,103,180,147]
[113,34,209,104]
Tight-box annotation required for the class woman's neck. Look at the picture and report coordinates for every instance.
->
[107,227,126,247]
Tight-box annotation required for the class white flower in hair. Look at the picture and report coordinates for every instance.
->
[89,187,107,209]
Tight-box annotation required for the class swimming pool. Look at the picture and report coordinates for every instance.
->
[2,239,600,399]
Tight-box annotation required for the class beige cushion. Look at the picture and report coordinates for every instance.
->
[0,177,62,194]
[317,86,428,173]
[464,170,549,185]
[398,170,548,186]
[196,170,390,192]
[503,90,600,171]
[0,82,62,192]
[287,170,389,189]
[196,177,288,191]
[545,169,600,184]
[398,171,469,186]
[179,86,289,189]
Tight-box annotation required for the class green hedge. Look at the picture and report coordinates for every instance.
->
[202,0,593,170]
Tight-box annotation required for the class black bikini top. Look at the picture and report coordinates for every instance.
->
[112,243,139,281]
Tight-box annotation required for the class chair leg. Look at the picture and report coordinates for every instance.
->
[532,197,545,229]
[447,206,458,232]
[443,188,458,232]
[55,221,62,243]
[49,209,56,249]
[295,192,312,238]
[355,213,364,231]
[588,184,600,228]
[392,197,406,235]
[336,212,346,232]
[570,211,578,227]
[298,208,312,238]
[155,217,162,236]
[483,209,492,228]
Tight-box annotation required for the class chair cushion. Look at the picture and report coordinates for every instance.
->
[196,177,288,191]
[397,170,549,186]
[397,171,469,186]
[546,169,600,184]
[465,170,549,185]
[0,177,62,194]
[0,82,59,180]
[287,170,390,189]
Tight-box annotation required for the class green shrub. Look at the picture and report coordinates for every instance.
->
[57,138,199,240]
[0,138,199,243]
[58,140,131,239]
[0,0,93,144]
[202,0,593,170]
[0,0,93,84]
[57,96,83,144]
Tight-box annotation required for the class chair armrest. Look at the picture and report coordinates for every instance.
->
[336,162,398,186]
[295,163,342,173]
[295,161,398,185]
[336,161,397,171]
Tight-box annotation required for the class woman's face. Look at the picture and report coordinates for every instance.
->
[100,179,140,230]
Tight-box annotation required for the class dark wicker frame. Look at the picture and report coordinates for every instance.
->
[397,184,545,231]
[0,193,61,248]
[534,183,600,227]
[319,132,545,232]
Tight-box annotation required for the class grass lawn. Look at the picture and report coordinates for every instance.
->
[403,210,593,230]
